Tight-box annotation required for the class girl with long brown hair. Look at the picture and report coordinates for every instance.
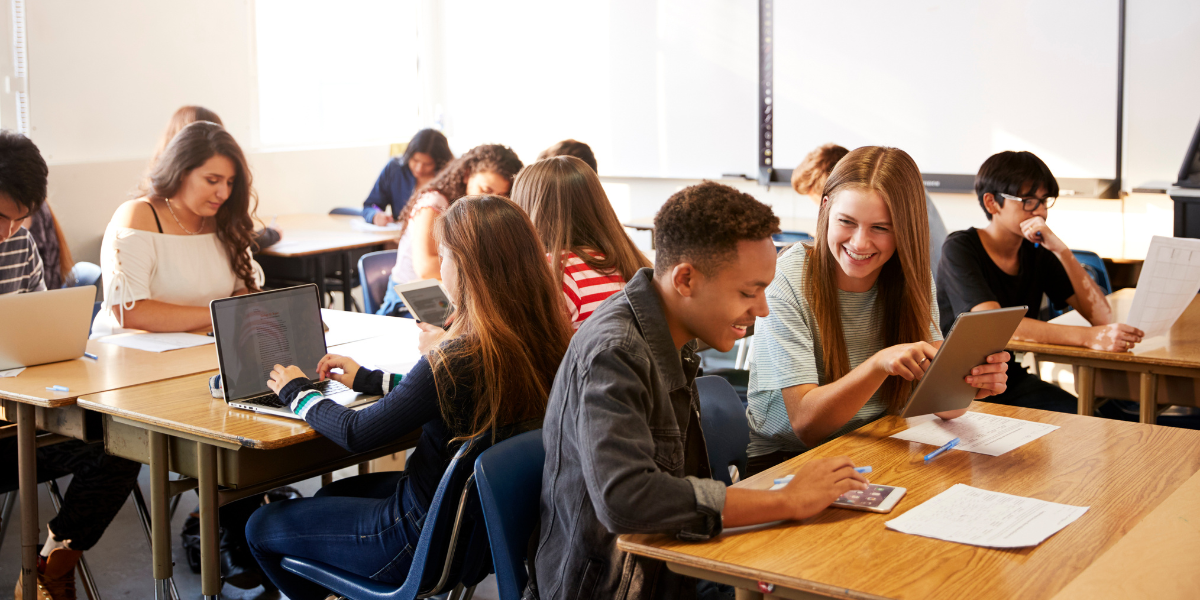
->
[745,146,1010,473]
[252,195,570,598]
[93,121,262,335]
[378,144,523,316]
[512,155,650,329]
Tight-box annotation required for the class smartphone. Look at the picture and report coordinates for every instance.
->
[394,279,455,326]
[832,484,906,513]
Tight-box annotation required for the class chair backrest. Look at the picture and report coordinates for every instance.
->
[695,375,750,485]
[1072,249,1113,294]
[474,429,544,600]
[65,261,101,289]
[358,250,398,315]
[329,207,365,217]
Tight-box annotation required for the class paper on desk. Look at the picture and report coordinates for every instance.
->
[1126,236,1200,338]
[96,332,214,353]
[886,484,1088,548]
[349,220,403,232]
[891,412,1058,456]
[0,367,25,377]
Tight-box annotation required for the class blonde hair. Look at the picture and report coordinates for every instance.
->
[806,146,932,413]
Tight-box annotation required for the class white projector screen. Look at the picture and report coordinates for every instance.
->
[772,0,1119,181]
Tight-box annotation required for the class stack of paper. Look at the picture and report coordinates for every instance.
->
[890,412,1059,456]
[886,484,1088,548]
[96,332,214,353]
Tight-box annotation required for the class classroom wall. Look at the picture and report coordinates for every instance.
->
[25,0,1195,268]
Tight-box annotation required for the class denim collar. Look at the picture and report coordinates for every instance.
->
[624,268,698,392]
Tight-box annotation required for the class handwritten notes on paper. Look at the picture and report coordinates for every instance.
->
[891,412,1059,456]
[96,332,214,353]
[1126,236,1200,338]
[886,484,1088,548]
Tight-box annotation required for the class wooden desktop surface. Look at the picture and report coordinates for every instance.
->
[618,402,1200,600]
[1007,288,1200,369]
[258,214,395,258]
[625,215,818,236]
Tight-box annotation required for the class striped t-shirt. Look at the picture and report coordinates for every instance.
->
[746,244,941,457]
[557,251,626,330]
[0,227,46,295]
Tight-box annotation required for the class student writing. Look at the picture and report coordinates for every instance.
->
[362,128,453,226]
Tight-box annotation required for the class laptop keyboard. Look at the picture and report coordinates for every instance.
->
[238,379,352,408]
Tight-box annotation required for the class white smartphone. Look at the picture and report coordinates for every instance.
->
[393,279,455,326]
[832,484,906,513]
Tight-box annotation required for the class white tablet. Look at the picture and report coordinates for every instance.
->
[394,279,455,326]
[899,306,1027,418]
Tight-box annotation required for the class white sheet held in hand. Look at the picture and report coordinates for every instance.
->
[886,484,1088,548]
[890,412,1059,456]
[1126,235,1200,338]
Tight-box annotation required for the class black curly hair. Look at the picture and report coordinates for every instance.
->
[0,130,48,216]
[398,144,523,234]
[653,181,780,274]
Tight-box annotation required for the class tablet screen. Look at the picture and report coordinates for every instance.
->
[397,284,454,325]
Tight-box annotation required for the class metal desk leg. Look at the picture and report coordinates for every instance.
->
[1139,372,1159,425]
[1076,365,1096,416]
[342,250,355,312]
[311,255,327,308]
[197,442,220,599]
[149,431,173,599]
[17,403,37,599]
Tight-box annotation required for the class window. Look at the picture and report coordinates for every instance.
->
[254,0,419,148]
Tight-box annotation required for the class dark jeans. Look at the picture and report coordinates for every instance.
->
[377,278,412,317]
[0,438,141,550]
[246,471,426,600]
[983,361,1079,414]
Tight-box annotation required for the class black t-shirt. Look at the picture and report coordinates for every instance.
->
[936,228,1075,335]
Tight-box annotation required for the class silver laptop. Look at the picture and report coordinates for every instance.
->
[210,284,379,420]
[0,286,95,370]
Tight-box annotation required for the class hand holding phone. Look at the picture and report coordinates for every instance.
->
[831,484,907,513]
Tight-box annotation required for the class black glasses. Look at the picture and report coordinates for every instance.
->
[999,193,1056,211]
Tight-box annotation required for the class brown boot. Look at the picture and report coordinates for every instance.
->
[13,548,81,600]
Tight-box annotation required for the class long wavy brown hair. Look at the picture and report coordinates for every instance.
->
[512,156,649,287]
[146,121,260,291]
[431,195,571,441]
[397,144,523,238]
[806,146,932,413]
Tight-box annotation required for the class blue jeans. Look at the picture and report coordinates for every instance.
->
[377,277,412,317]
[246,472,426,600]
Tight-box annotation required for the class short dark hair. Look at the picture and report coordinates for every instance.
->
[538,139,597,173]
[653,181,780,274]
[404,128,454,172]
[974,151,1059,220]
[0,130,48,216]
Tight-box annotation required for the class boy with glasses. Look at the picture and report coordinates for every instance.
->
[936,151,1143,413]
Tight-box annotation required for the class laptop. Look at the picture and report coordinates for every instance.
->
[210,284,379,420]
[0,286,95,370]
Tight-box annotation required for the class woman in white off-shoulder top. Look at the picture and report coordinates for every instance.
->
[93,121,262,337]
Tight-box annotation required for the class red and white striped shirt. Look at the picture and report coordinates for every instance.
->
[556,251,627,330]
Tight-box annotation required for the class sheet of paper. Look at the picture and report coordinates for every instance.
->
[886,484,1088,548]
[1125,235,1200,338]
[890,411,1059,456]
[348,219,403,232]
[0,367,25,377]
[96,332,215,353]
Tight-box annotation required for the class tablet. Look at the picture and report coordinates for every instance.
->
[394,279,455,326]
[899,306,1027,418]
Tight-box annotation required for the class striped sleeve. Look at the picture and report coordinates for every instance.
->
[560,252,627,330]
[0,228,46,295]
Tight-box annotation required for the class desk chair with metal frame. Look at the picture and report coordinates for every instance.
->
[695,376,750,485]
[358,250,398,316]
[473,430,543,600]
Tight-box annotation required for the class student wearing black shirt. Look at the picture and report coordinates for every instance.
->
[246,195,571,600]
[937,151,1144,413]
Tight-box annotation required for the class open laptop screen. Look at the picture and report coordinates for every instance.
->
[211,285,327,401]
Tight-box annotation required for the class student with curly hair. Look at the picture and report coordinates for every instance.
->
[511,155,648,329]
[378,144,523,316]
[747,147,1010,474]
[93,121,262,336]
[362,129,454,226]
[536,181,871,600]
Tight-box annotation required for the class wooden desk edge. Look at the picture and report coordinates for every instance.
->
[257,237,391,258]
[0,391,78,408]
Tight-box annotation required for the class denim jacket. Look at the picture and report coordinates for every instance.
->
[534,268,726,600]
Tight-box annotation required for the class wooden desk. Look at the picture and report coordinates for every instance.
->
[618,403,1200,600]
[257,214,396,311]
[77,323,423,599]
[1007,288,1200,423]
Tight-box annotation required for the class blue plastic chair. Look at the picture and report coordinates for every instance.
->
[65,261,101,289]
[1045,249,1113,319]
[358,250,398,316]
[329,207,365,217]
[474,430,544,600]
[281,437,492,600]
[695,376,750,486]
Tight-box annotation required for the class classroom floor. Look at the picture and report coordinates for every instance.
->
[0,466,503,599]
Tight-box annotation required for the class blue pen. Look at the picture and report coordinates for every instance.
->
[83,352,98,360]
[924,438,960,462]
[774,466,872,485]
[46,385,69,393]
